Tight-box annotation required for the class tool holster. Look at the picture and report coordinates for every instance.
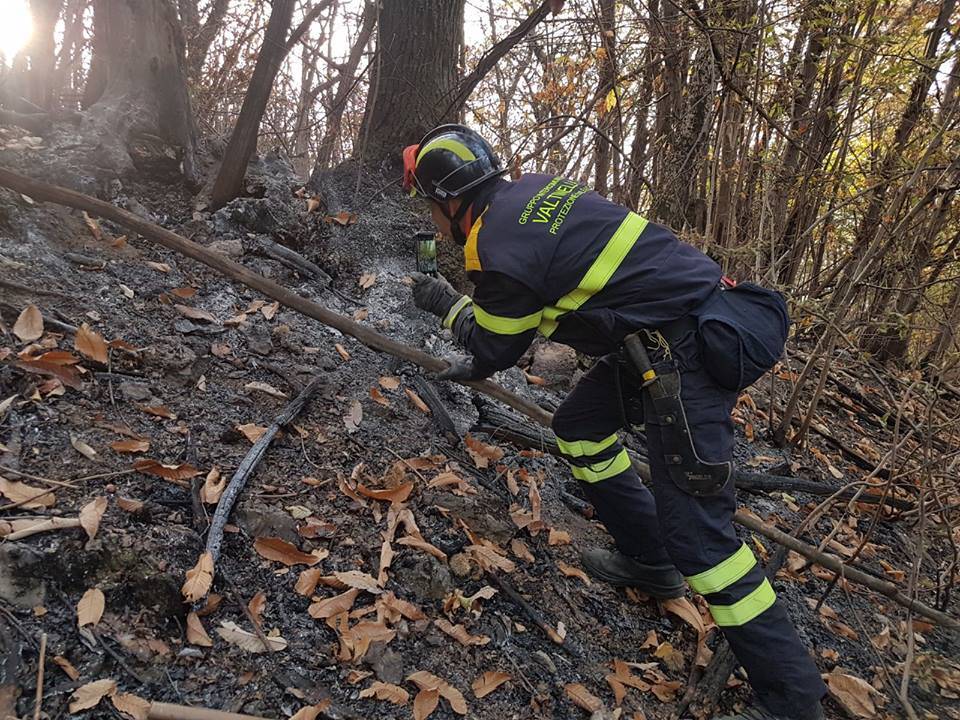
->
[622,331,732,497]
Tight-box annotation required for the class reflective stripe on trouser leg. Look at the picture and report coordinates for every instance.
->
[644,332,826,714]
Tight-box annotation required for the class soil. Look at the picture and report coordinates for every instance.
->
[0,121,958,720]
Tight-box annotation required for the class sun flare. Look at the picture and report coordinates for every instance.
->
[0,0,32,65]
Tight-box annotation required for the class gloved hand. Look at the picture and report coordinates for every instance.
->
[436,355,487,382]
[410,272,461,318]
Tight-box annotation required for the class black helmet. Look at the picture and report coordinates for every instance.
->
[402,124,505,201]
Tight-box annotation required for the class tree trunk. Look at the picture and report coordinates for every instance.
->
[184,0,231,80]
[82,0,199,184]
[355,0,465,162]
[209,0,295,210]
[26,0,62,110]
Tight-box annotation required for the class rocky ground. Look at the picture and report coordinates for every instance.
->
[0,121,958,720]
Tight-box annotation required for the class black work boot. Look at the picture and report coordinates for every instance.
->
[713,700,825,720]
[581,548,685,598]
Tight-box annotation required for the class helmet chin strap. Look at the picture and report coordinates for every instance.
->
[441,197,473,246]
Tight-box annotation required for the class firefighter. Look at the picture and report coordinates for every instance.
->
[402,124,826,720]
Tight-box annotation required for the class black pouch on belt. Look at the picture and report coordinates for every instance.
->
[623,332,732,496]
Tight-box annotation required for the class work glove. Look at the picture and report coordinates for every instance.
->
[410,272,462,319]
[436,354,488,382]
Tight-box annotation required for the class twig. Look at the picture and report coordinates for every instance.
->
[220,568,275,654]
[485,571,582,657]
[33,632,46,720]
[0,278,74,300]
[205,376,324,568]
[3,517,82,541]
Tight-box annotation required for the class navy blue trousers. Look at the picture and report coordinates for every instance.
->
[551,333,826,717]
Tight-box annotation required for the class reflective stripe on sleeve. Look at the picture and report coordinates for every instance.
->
[686,543,757,595]
[443,296,473,329]
[708,578,777,627]
[570,448,631,483]
[474,305,543,335]
[540,212,649,337]
[555,433,619,458]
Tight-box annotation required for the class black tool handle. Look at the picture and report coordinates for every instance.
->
[623,333,657,384]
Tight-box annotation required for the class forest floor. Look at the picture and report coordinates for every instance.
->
[0,122,958,720]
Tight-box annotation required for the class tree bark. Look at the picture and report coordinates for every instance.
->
[209,0,296,210]
[26,0,62,110]
[355,0,465,162]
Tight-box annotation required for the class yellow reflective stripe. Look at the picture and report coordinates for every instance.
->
[555,433,618,458]
[474,305,542,335]
[464,211,485,271]
[570,449,631,483]
[686,543,757,595]
[443,296,473,329]
[709,578,777,627]
[417,138,476,164]
[539,212,649,337]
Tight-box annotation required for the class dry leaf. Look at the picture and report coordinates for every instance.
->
[245,381,288,399]
[309,588,360,619]
[289,701,332,720]
[334,570,382,594]
[79,496,108,540]
[548,528,571,545]
[82,211,102,241]
[171,287,196,298]
[356,482,413,505]
[408,671,467,715]
[145,261,171,273]
[650,680,683,702]
[295,568,323,596]
[13,304,43,342]
[200,467,226,504]
[136,404,177,419]
[69,678,117,713]
[472,671,510,699]
[335,343,351,361]
[654,641,685,672]
[370,386,390,406]
[52,655,80,680]
[71,434,99,460]
[181,552,214,602]
[186,611,213,647]
[134,459,200,484]
[358,272,377,289]
[174,304,218,323]
[236,423,268,443]
[397,535,447,560]
[254,537,322,566]
[0,476,56,508]
[110,438,150,453]
[117,496,144,513]
[77,588,105,627]
[306,197,321,213]
[359,681,410,705]
[111,692,151,720]
[379,376,400,390]
[261,301,280,320]
[434,617,490,646]
[662,596,706,635]
[413,688,440,720]
[557,560,591,585]
[464,434,504,468]
[510,538,535,563]
[405,388,431,414]
[379,592,426,621]
[327,210,357,226]
[247,591,267,628]
[74,323,109,363]
[344,400,362,432]
[826,670,877,718]
[564,683,603,712]
[216,621,287,653]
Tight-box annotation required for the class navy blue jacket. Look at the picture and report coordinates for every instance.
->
[443,174,722,376]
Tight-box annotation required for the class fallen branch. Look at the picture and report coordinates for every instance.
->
[0,109,52,135]
[149,702,273,720]
[735,509,959,630]
[486,571,582,657]
[410,375,459,443]
[257,237,332,285]
[0,166,551,427]
[205,376,324,567]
